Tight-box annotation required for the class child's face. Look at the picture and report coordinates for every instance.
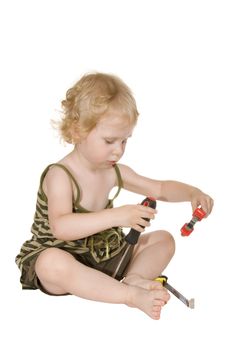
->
[77,111,134,169]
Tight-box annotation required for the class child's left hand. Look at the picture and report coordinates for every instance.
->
[191,190,214,216]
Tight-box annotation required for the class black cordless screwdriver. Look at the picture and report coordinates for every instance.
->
[112,197,156,279]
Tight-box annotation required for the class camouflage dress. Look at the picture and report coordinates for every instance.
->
[15,163,130,294]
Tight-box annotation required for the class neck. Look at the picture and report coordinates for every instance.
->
[71,145,99,172]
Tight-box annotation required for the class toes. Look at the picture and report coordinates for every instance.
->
[149,281,163,290]
[153,305,161,312]
[151,289,170,301]
[152,314,160,320]
[161,288,170,302]
[164,291,170,302]
[153,299,165,307]
[152,307,161,320]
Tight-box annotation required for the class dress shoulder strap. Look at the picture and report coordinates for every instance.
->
[108,164,123,204]
[39,163,123,209]
[39,163,80,203]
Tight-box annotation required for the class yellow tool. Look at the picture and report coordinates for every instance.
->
[155,275,195,309]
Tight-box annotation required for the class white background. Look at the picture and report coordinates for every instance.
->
[0,0,233,349]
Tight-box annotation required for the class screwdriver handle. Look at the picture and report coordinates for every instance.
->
[125,197,157,245]
[155,275,168,285]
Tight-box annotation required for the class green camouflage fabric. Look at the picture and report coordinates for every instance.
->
[15,163,126,290]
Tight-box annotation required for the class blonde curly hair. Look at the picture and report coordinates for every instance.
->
[57,72,139,144]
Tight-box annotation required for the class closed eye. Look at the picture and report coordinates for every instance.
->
[104,139,128,145]
[104,139,115,144]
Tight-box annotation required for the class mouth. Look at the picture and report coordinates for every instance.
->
[107,161,117,166]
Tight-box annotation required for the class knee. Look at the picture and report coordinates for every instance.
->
[35,248,72,282]
[162,230,176,257]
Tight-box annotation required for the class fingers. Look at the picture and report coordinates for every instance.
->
[129,204,156,232]
[133,216,155,232]
[137,204,156,219]
[138,217,152,227]
[202,196,214,216]
[191,194,214,216]
[132,224,148,233]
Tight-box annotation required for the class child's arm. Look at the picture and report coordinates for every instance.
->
[118,164,214,215]
[44,166,155,240]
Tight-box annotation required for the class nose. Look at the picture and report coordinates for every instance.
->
[112,143,124,157]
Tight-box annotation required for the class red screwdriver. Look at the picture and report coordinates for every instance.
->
[181,207,206,236]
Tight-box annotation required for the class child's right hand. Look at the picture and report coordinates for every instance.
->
[113,204,156,232]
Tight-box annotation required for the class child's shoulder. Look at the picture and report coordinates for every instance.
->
[118,163,137,177]
[41,162,69,178]
[41,162,75,194]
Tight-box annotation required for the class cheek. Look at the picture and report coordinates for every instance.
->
[91,143,110,159]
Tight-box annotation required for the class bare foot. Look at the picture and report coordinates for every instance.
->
[126,285,170,320]
[123,274,164,291]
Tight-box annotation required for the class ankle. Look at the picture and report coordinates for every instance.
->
[125,285,138,308]
[124,273,143,283]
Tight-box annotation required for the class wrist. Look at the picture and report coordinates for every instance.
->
[190,187,202,200]
[106,207,119,227]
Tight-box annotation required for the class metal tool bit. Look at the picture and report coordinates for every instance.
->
[155,276,195,309]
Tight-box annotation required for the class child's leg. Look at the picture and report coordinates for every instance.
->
[35,247,170,320]
[124,230,175,289]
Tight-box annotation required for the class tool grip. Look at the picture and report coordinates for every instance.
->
[125,197,157,245]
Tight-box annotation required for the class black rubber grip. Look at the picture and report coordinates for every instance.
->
[125,197,157,245]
